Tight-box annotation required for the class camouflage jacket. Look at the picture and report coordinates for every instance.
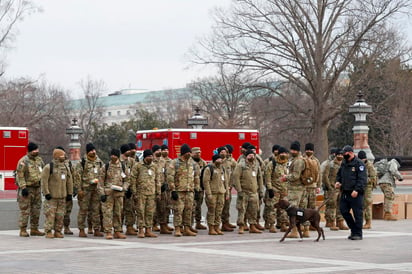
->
[286,154,305,187]
[73,155,104,190]
[265,156,288,193]
[167,157,200,192]
[223,156,237,187]
[232,159,263,195]
[99,160,130,196]
[303,154,321,188]
[16,154,44,188]
[203,163,228,196]
[130,160,160,196]
[41,160,73,198]
[153,157,165,185]
[378,159,403,186]
[365,160,377,188]
[321,158,342,191]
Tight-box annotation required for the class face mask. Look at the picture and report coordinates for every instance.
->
[183,153,191,160]
[336,156,343,161]
[306,152,313,157]
[343,154,350,160]
[31,152,39,157]
[59,158,65,163]
[155,152,161,157]
[247,157,254,162]
[88,152,96,158]
[279,155,287,160]
[145,158,153,164]
[129,151,136,158]
[291,152,298,158]
[215,162,221,168]
[161,151,168,157]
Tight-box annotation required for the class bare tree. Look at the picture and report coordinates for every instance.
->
[192,0,411,160]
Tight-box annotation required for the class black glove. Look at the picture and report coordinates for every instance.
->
[66,194,72,201]
[171,191,179,201]
[125,188,132,198]
[100,195,107,203]
[21,188,29,197]
[268,189,275,199]
[45,194,52,200]
[72,188,78,197]
[161,183,169,193]
[399,178,403,182]
[194,190,200,201]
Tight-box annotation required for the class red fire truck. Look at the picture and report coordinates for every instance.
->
[0,127,29,191]
[136,128,259,161]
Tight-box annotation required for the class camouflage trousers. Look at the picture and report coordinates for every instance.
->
[324,188,344,222]
[264,190,288,225]
[136,194,156,228]
[64,199,73,227]
[205,193,225,226]
[287,185,305,207]
[299,187,317,226]
[156,190,172,225]
[17,186,42,229]
[221,188,232,224]
[379,183,395,213]
[123,195,136,227]
[172,191,194,227]
[77,186,101,230]
[192,189,204,225]
[43,198,65,233]
[363,184,374,222]
[102,193,124,233]
[236,192,258,226]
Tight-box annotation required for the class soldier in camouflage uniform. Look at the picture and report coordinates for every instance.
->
[237,142,251,163]
[264,146,289,233]
[322,149,347,230]
[191,147,207,231]
[357,151,377,229]
[221,145,237,232]
[378,158,403,220]
[248,145,265,231]
[167,144,200,237]
[130,149,160,238]
[99,149,129,239]
[299,143,321,238]
[203,154,228,235]
[41,148,73,238]
[151,144,163,232]
[263,144,279,231]
[74,143,104,237]
[119,144,137,236]
[232,149,264,234]
[16,142,45,237]
[159,144,174,233]
[282,141,305,238]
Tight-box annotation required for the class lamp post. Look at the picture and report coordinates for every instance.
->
[349,91,374,161]
[187,106,208,129]
[66,118,83,162]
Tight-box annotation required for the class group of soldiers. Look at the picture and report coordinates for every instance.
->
[15,139,402,240]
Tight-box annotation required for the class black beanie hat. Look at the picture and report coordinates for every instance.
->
[110,148,120,158]
[245,149,254,156]
[278,146,288,154]
[225,144,234,154]
[305,143,314,151]
[336,149,344,155]
[217,146,228,154]
[28,142,38,152]
[120,144,130,154]
[330,147,338,154]
[143,149,153,158]
[161,144,169,150]
[180,144,191,155]
[55,146,65,152]
[272,144,280,153]
[152,144,161,152]
[86,143,96,153]
[358,150,367,159]
[290,141,300,151]
[241,142,251,149]
[212,154,222,162]
[128,143,137,150]
[248,144,256,150]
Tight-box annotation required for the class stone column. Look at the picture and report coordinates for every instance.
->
[66,118,83,162]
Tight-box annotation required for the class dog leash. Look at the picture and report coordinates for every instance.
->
[316,195,332,211]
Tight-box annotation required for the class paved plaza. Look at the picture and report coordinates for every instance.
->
[0,219,411,274]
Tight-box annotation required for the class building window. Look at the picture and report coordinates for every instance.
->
[190,132,197,139]
[126,110,130,115]
[239,133,245,140]
[3,131,11,138]
[117,111,121,116]
[108,112,111,117]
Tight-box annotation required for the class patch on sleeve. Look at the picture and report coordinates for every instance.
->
[359,166,365,172]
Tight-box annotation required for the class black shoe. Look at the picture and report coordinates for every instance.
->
[350,235,362,240]
[347,234,353,240]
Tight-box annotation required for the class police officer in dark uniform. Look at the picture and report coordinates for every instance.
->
[335,145,367,240]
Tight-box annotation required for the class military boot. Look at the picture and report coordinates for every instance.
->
[126,226,138,236]
[264,222,270,230]
[183,226,197,236]
[330,221,339,231]
[160,224,172,234]
[303,226,310,238]
[383,212,398,221]
[269,224,277,233]
[208,225,218,235]
[189,226,198,233]
[249,224,262,234]
[45,231,54,239]
[244,225,249,231]
[255,222,265,231]
[167,225,174,231]
[196,221,207,230]
[286,226,299,238]
[54,231,64,238]
[280,223,288,232]
[138,228,145,238]
[30,228,45,236]
[19,228,29,237]
[94,229,104,237]
[337,220,349,230]
[238,225,244,234]
[64,226,73,235]
[114,231,127,239]
[87,225,93,234]
[363,220,372,229]
[174,226,182,237]
[228,223,236,228]
[221,223,234,232]
[214,225,224,235]
[145,227,158,238]
[79,229,87,237]
[105,232,113,240]
[152,224,160,232]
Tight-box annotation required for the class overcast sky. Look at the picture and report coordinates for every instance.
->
[4,0,231,97]
[3,0,412,98]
